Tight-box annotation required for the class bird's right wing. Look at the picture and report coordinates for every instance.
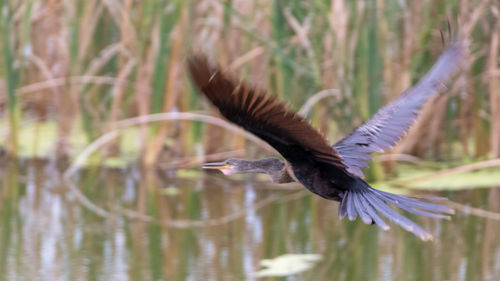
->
[188,55,346,170]
[334,40,467,177]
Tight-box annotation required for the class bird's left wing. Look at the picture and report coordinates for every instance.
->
[334,40,467,177]
[188,54,346,169]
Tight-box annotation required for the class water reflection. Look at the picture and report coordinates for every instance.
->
[1,160,500,281]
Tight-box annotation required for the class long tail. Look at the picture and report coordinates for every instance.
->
[338,179,454,241]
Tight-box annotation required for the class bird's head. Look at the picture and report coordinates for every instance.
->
[202,158,255,175]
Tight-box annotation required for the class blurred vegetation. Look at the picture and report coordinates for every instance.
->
[1,161,500,280]
[0,0,499,179]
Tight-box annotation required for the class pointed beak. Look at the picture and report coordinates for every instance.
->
[202,162,233,175]
[202,161,229,170]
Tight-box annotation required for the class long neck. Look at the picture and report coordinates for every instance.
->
[247,158,295,184]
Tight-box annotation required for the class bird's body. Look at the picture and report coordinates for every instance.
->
[290,156,350,201]
[188,38,467,240]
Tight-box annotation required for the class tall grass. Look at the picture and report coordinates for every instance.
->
[0,0,498,172]
[0,0,20,155]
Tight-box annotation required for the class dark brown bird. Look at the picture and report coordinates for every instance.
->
[188,39,467,240]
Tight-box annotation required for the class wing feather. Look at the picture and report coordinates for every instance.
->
[188,54,346,169]
[334,40,468,177]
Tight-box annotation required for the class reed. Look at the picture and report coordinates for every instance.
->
[0,0,498,173]
[1,1,19,155]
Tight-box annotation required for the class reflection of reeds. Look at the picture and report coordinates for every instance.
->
[3,159,500,280]
[0,0,498,171]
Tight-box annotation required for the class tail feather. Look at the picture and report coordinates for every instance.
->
[371,189,453,219]
[339,180,454,241]
[364,191,434,241]
[338,194,348,218]
[346,192,358,221]
[359,192,390,230]
[352,192,373,224]
[372,189,453,214]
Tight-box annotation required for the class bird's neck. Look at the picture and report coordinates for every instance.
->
[250,158,295,184]
[269,167,296,184]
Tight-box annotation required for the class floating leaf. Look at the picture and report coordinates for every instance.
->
[253,254,322,277]
[371,163,500,191]
[160,187,180,196]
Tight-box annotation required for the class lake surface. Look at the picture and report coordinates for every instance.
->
[1,160,500,281]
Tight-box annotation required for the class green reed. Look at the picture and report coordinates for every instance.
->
[0,0,497,176]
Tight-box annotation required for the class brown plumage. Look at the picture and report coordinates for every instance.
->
[188,55,345,169]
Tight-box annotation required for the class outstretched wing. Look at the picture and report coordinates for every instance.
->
[334,40,467,177]
[188,54,346,169]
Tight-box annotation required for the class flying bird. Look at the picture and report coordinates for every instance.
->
[188,39,467,240]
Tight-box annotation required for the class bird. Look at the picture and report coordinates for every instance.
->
[188,38,467,241]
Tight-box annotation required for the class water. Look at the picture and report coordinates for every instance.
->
[1,160,500,281]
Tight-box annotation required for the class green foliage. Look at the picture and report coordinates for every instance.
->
[0,0,20,154]
[0,0,497,172]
